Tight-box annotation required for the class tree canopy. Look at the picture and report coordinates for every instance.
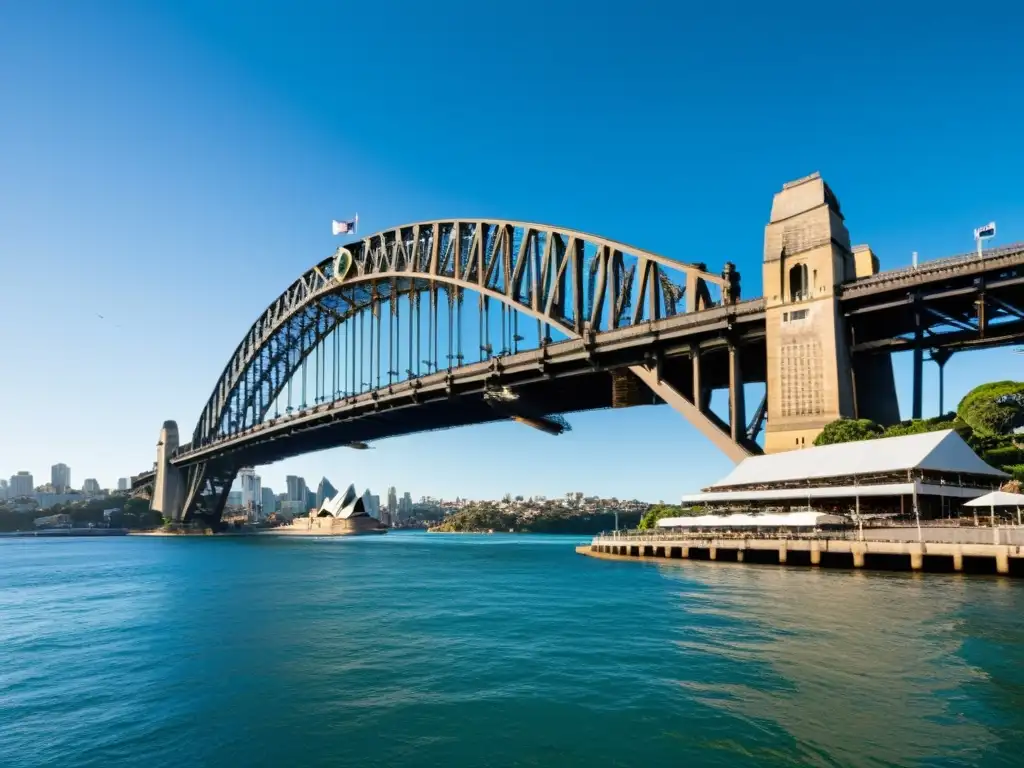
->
[956,381,1024,437]
[813,418,883,446]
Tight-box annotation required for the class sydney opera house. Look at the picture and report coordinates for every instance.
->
[275,484,386,535]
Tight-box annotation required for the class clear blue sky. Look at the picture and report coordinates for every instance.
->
[2,1,1022,501]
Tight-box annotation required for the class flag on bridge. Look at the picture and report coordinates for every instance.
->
[332,215,359,236]
[974,221,996,240]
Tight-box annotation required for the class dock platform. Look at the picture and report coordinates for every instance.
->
[579,531,1024,576]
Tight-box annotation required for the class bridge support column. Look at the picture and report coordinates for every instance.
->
[996,548,1010,575]
[629,364,753,463]
[931,348,954,416]
[151,421,184,523]
[810,543,822,566]
[728,342,746,444]
[912,294,924,420]
[851,545,866,568]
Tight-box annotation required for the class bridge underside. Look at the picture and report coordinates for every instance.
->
[170,333,767,524]
[844,247,1024,419]
[184,359,759,466]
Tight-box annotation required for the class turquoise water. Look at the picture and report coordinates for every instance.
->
[2,533,1023,767]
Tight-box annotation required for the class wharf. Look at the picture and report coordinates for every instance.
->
[580,529,1024,576]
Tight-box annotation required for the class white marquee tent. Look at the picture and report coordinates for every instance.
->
[964,490,1024,526]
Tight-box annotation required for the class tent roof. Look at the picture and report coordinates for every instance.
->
[964,490,1024,507]
[681,481,993,504]
[710,430,1007,489]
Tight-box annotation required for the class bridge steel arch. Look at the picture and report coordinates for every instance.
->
[175,220,749,523]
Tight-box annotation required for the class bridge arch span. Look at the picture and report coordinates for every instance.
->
[192,219,739,447]
[172,220,747,524]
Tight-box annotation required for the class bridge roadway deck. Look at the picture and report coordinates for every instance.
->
[584,531,1024,575]
[169,299,768,468]
[132,243,1024,486]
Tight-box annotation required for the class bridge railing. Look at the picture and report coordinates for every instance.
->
[849,242,1024,288]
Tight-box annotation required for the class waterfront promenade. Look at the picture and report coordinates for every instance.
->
[581,527,1024,575]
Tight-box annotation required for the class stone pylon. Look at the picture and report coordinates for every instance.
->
[151,420,184,522]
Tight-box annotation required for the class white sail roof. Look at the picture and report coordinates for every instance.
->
[318,484,368,519]
[710,430,1006,489]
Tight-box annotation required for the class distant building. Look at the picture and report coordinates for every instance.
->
[364,492,381,520]
[35,493,85,510]
[0,479,8,500]
[401,492,413,519]
[387,486,398,520]
[306,489,317,512]
[261,487,277,515]
[316,477,338,510]
[278,500,305,518]
[117,478,130,491]
[239,467,261,513]
[34,513,72,528]
[82,478,101,495]
[227,490,243,507]
[51,463,71,494]
[286,476,307,504]
[10,471,33,497]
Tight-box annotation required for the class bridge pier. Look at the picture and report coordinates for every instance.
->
[762,173,899,452]
[151,421,184,523]
[728,342,746,444]
[912,295,924,420]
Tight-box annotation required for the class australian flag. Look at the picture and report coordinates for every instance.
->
[332,215,358,236]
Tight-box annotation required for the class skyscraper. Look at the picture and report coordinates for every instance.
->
[261,487,277,516]
[117,478,130,492]
[387,486,398,517]
[51,463,71,494]
[0,479,9,500]
[401,492,413,519]
[286,475,307,504]
[10,472,34,497]
[315,477,337,509]
[239,467,261,513]
[83,478,101,494]
[362,491,381,520]
[284,475,307,512]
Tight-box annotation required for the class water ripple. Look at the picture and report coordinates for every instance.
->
[2,534,1024,767]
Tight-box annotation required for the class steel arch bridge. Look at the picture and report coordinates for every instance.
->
[148,219,750,524]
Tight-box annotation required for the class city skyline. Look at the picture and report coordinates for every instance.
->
[1,466,129,495]
[2,3,1022,500]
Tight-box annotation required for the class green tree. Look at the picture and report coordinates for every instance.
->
[813,418,883,446]
[882,413,964,438]
[638,504,703,530]
[957,381,1024,437]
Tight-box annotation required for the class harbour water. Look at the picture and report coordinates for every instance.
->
[2,532,1023,767]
